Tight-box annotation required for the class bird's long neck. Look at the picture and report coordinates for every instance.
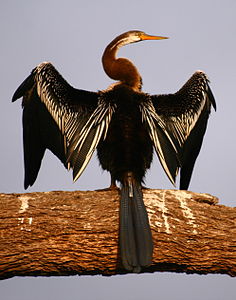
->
[102,35,142,91]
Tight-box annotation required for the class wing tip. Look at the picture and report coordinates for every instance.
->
[12,72,36,102]
[12,62,53,103]
[193,70,217,111]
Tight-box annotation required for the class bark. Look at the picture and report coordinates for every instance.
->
[0,189,235,279]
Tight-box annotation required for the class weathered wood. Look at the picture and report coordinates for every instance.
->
[0,189,235,279]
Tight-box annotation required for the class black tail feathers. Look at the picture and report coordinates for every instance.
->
[119,172,153,272]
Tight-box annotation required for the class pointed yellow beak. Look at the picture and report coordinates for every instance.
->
[140,33,169,41]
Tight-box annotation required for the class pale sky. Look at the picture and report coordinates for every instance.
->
[1,0,236,299]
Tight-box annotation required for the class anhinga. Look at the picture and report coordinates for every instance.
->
[12,30,216,272]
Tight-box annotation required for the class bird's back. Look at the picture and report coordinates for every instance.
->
[97,84,153,184]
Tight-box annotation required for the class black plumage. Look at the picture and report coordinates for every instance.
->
[12,31,216,272]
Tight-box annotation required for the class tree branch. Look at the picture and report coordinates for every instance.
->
[0,189,235,279]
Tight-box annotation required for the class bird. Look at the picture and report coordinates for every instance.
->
[12,30,216,272]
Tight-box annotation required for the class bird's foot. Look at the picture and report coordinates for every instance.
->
[96,183,119,192]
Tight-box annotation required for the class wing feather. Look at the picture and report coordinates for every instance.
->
[12,62,115,187]
[152,71,216,189]
[139,98,179,185]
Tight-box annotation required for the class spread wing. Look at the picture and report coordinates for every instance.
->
[12,62,115,188]
[151,71,216,189]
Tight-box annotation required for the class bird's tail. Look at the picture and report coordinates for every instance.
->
[119,172,153,272]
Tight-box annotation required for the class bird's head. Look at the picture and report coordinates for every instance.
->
[112,30,168,48]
